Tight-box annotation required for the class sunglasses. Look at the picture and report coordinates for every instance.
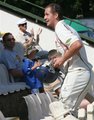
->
[20,23,27,26]
[6,38,15,41]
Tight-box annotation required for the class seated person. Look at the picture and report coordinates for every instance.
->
[22,48,44,93]
[0,32,24,82]
[44,49,65,96]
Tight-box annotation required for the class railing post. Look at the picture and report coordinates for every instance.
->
[87,104,94,120]
[78,108,86,120]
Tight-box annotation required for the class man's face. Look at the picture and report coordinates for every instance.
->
[49,54,59,61]
[19,23,27,32]
[44,7,57,29]
[4,34,15,49]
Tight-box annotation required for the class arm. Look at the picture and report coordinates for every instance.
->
[31,61,42,70]
[23,35,34,49]
[35,28,42,44]
[53,40,83,68]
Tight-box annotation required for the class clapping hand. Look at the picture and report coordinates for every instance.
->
[36,28,42,36]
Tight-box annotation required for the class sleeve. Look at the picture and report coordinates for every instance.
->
[55,22,81,47]
[22,59,34,75]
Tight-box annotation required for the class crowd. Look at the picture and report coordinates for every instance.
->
[0,3,93,119]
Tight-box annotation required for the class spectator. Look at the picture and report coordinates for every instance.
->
[0,32,24,82]
[16,18,42,55]
[22,48,44,93]
[44,49,65,96]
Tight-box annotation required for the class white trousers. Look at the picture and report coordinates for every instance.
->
[59,69,91,113]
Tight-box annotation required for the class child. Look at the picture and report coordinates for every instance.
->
[44,49,65,96]
[22,48,44,93]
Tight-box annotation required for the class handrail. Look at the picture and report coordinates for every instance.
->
[63,16,94,31]
[0,1,45,23]
[21,0,44,10]
[79,33,94,43]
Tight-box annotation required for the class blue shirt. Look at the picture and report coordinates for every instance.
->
[0,49,23,82]
[22,58,43,89]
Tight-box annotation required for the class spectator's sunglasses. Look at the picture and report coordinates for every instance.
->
[7,37,15,41]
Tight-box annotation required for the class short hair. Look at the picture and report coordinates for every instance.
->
[45,3,63,20]
[2,32,12,42]
[48,49,62,60]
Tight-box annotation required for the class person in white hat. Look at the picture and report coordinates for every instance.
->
[16,18,42,55]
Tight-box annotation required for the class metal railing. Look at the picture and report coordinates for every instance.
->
[0,0,45,23]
